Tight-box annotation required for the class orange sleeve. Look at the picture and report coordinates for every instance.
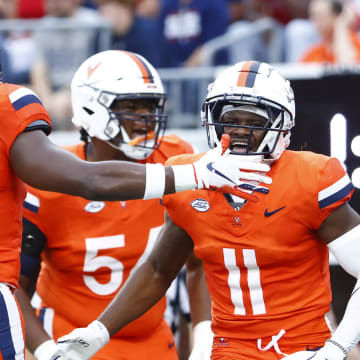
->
[165,152,205,166]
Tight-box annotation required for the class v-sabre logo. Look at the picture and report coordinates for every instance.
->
[264,206,286,217]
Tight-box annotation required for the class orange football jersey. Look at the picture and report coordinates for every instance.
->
[23,136,193,359]
[0,83,50,288]
[163,150,353,356]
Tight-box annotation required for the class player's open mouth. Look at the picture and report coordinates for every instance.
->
[230,140,250,153]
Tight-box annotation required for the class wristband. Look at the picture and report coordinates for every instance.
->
[193,320,213,344]
[34,339,57,360]
[143,163,166,200]
[171,164,197,192]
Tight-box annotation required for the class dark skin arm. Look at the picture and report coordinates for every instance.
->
[186,253,211,326]
[16,274,51,353]
[317,202,360,244]
[10,130,175,201]
[98,212,194,336]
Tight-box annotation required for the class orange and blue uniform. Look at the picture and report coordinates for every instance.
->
[22,136,194,360]
[163,150,353,360]
[0,83,51,359]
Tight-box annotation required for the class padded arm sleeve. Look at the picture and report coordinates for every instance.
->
[21,217,46,277]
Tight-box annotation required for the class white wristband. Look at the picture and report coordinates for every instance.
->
[34,339,57,360]
[171,164,197,192]
[143,163,166,200]
[193,320,213,344]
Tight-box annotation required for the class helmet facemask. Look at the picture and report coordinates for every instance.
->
[99,93,167,160]
[203,95,292,161]
[201,61,295,162]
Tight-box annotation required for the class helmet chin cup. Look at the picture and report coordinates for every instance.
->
[118,142,154,160]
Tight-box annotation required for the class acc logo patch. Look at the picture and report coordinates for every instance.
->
[191,198,210,212]
[84,201,105,213]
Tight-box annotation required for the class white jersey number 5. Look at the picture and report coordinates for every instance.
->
[83,227,162,296]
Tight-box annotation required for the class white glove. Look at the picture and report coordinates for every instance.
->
[282,340,347,360]
[188,321,213,360]
[34,339,57,360]
[172,134,272,202]
[48,320,110,360]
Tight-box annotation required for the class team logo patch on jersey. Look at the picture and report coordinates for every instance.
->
[84,201,105,213]
[191,199,210,212]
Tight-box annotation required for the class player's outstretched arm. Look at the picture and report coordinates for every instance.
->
[47,213,194,360]
[10,131,272,202]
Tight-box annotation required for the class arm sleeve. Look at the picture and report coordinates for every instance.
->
[20,217,46,277]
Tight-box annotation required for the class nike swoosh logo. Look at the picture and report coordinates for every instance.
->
[306,346,322,351]
[57,338,89,347]
[207,162,235,184]
[264,206,286,217]
[168,342,175,349]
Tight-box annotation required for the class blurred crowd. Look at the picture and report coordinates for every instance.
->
[1,0,360,127]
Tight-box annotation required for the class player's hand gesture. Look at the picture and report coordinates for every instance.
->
[192,134,272,201]
[47,321,109,360]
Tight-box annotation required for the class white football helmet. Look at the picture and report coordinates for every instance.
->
[71,50,167,160]
[201,61,295,161]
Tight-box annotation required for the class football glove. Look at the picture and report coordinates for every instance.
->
[48,320,110,360]
[189,320,213,360]
[190,134,271,201]
[34,339,57,360]
[282,340,347,360]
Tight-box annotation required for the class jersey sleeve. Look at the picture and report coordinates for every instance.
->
[313,157,353,228]
[0,84,52,155]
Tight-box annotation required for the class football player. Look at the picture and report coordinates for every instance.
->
[0,45,274,359]
[17,50,270,360]
[53,61,357,360]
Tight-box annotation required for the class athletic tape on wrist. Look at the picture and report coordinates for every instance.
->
[171,164,197,192]
[193,320,213,343]
[143,163,166,200]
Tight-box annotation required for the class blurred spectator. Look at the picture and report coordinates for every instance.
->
[247,0,309,25]
[95,0,163,67]
[158,0,230,67]
[0,0,36,84]
[227,0,310,64]
[228,0,247,23]
[134,0,160,18]
[17,0,45,18]
[300,0,360,64]
[82,0,98,9]
[30,0,103,128]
